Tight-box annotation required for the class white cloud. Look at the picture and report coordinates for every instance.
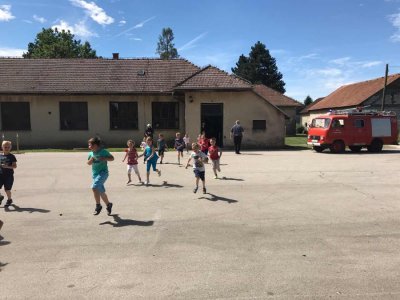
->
[330,57,351,65]
[0,47,25,57]
[52,20,97,38]
[360,61,382,68]
[23,19,33,24]
[119,20,126,26]
[178,32,207,51]
[314,68,343,77]
[129,37,142,41]
[70,0,114,25]
[115,16,155,37]
[388,11,400,42]
[33,14,46,24]
[133,16,155,29]
[0,5,15,22]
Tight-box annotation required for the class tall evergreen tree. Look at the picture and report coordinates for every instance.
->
[23,28,97,58]
[156,27,179,59]
[232,41,286,93]
[304,95,313,106]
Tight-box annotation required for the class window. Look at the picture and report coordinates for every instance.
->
[60,102,88,130]
[110,102,138,130]
[253,120,266,130]
[354,119,365,128]
[152,102,179,129]
[311,118,331,128]
[331,119,344,128]
[1,102,31,130]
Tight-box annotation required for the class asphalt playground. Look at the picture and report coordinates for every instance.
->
[1,148,400,299]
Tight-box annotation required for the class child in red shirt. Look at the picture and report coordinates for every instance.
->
[208,138,222,179]
[122,140,142,184]
[199,133,210,155]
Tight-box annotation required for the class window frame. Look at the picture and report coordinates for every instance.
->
[109,101,139,130]
[152,102,180,130]
[0,102,31,131]
[59,101,88,131]
[354,119,365,128]
[252,120,266,130]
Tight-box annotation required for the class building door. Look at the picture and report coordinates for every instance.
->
[201,103,223,147]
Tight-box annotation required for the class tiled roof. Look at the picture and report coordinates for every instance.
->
[308,74,400,111]
[253,84,303,107]
[174,65,252,90]
[0,58,201,94]
[299,97,325,114]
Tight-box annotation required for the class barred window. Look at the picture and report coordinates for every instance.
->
[152,102,179,129]
[110,102,138,130]
[60,102,88,130]
[1,102,31,130]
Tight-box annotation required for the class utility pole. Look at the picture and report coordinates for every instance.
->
[381,63,389,111]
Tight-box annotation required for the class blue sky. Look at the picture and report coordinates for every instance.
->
[1,0,400,101]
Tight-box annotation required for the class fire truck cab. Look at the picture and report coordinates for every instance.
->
[307,109,398,153]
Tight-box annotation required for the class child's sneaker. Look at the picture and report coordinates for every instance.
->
[193,187,198,193]
[0,194,3,205]
[145,181,149,185]
[4,199,13,207]
[106,203,113,215]
[126,180,131,185]
[214,175,218,179]
[157,170,161,177]
[202,188,207,194]
[93,204,102,215]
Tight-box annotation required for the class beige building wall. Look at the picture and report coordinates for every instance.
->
[0,94,183,148]
[184,90,285,149]
[0,91,285,149]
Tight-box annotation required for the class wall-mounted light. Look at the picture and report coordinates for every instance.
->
[189,95,194,103]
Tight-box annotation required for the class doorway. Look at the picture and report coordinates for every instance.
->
[201,103,223,147]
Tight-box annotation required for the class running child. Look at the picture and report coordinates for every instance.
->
[183,133,190,153]
[199,133,210,156]
[0,141,17,208]
[157,133,167,164]
[174,132,185,165]
[208,137,223,179]
[87,137,114,216]
[122,140,142,184]
[185,143,208,194]
[139,137,161,185]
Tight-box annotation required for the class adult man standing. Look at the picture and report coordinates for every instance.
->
[144,124,154,139]
[230,120,244,154]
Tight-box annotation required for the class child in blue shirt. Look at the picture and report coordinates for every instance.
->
[87,137,114,215]
[139,137,161,185]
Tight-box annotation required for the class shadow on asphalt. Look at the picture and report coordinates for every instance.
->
[144,181,184,188]
[198,193,238,204]
[0,235,11,247]
[99,214,154,227]
[0,262,9,272]
[219,177,244,181]
[4,204,50,214]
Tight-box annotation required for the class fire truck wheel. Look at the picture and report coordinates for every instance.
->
[349,146,362,152]
[313,146,324,153]
[330,140,345,153]
[367,139,383,153]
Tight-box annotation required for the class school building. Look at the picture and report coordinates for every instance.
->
[0,57,292,149]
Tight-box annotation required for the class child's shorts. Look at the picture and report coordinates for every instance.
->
[146,159,157,172]
[91,171,108,193]
[193,169,205,181]
[0,174,14,190]
[158,149,165,156]
[211,159,220,170]
[127,164,139,174]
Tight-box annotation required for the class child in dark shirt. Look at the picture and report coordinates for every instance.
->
[0,141,17,208]
[174,132,185,165]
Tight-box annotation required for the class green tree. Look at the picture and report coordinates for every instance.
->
[23,28,97,58]
[156,27,179,60]
[304,95,313,106]
[232,41,285,93]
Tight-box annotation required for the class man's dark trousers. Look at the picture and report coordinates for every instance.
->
[234,136,242,154]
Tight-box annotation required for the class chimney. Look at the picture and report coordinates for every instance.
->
[112,53,119,60]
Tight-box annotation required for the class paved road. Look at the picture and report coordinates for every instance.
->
[1,148,400,299]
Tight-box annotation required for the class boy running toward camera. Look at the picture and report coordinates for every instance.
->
[157,134,167,164]
[0,141,17,208]
[186,143,207,194]
[174,132,185,165]
[87,137,114,216]
[139,137,161,185]
[208,137,222,179]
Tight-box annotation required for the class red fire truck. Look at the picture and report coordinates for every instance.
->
[307,109,398,153]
